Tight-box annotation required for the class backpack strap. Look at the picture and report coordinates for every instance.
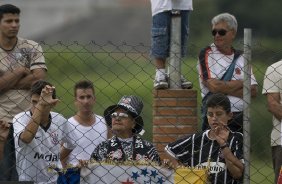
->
[199,46,212,81]
[199,47,242,101]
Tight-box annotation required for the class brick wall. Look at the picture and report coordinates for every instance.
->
[152,89,198,159]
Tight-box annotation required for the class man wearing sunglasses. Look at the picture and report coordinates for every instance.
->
[197,13,258,133]
[91,95,160,164]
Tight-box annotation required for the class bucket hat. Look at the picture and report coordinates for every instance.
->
[104,95,144,134]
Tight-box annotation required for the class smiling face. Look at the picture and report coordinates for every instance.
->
[0,13,20,39]
[207,106,232,131]
[212,21,236,52]
[111,108,136,138]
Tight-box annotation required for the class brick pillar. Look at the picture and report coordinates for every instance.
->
[153,89,198,160]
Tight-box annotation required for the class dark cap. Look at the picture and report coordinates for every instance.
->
[104,95,144,134]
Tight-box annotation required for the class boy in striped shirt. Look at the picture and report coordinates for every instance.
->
[165,93,244,184]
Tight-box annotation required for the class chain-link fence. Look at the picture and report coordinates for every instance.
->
[1,40,281,183]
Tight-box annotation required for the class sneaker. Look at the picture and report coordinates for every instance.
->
[154,76,168,89]
[181,75,193,89]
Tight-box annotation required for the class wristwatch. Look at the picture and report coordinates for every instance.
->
[220,142,229,150]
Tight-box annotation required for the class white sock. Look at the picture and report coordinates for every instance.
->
[156,69,166,80]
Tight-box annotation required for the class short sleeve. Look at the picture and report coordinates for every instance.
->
[262,65,280,94]
[165,135,192,160]
[13,112,29,148]
[61,119,77,150]
[29,42,47,71]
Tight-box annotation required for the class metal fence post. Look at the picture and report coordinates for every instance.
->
[168,10,181,89]
[243,28,252,184]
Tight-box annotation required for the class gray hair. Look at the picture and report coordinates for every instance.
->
[211,13,238,32]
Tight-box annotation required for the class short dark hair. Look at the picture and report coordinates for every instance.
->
[0,4,20,20]
[206,93,231,113]
[74,80,95,97]
[31,80,56,99]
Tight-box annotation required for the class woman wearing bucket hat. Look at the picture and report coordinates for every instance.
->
[91,95,160,164]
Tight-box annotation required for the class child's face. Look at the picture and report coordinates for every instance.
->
[206,106,232,130]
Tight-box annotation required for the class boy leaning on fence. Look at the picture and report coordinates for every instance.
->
[262,60,282,184]
[165,93,244,184]
[150,0,193,89]
[13,80,77,184]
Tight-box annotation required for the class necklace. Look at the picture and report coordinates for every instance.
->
[0,38,18,52]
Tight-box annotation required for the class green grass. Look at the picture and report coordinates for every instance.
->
[44,46,275,183]
[250,158,274,184]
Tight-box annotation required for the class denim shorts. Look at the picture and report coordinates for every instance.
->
[150,10,191,59]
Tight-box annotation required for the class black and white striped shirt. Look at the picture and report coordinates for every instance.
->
[165,130,244,184]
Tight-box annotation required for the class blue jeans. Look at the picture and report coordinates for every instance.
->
[151,10,191,59]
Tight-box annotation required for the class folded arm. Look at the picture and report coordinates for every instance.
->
[203,78,257,98]
[0,67,30,93]
[14,68,46,90]
[266,92,282,121]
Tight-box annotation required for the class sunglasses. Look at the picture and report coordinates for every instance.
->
[211,29,228,36]
[111,112,129,119]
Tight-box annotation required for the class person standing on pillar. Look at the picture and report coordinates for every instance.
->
[0,4,47,181]
[150,0,193,89]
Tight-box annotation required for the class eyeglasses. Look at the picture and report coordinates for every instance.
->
[111,112,129,119]
[211,29,228,36]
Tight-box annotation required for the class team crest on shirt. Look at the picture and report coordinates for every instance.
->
[49,132,59,145]
[235,67,241,75]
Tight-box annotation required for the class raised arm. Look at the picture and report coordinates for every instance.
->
[214,127,244,179]
[20,85,58,144]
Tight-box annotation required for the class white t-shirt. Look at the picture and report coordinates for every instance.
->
[63,115,108,166]
[13,111,76,184]
[197,43,258,112]
[150,0,193,16]
[262,60,282,146]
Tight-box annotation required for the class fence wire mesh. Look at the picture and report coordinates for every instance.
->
[0,40,281,184]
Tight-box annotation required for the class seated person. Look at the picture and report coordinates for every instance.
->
[91,95,160,164]
[165,93,244,184]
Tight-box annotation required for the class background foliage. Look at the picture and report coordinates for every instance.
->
[41,1,282,182]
